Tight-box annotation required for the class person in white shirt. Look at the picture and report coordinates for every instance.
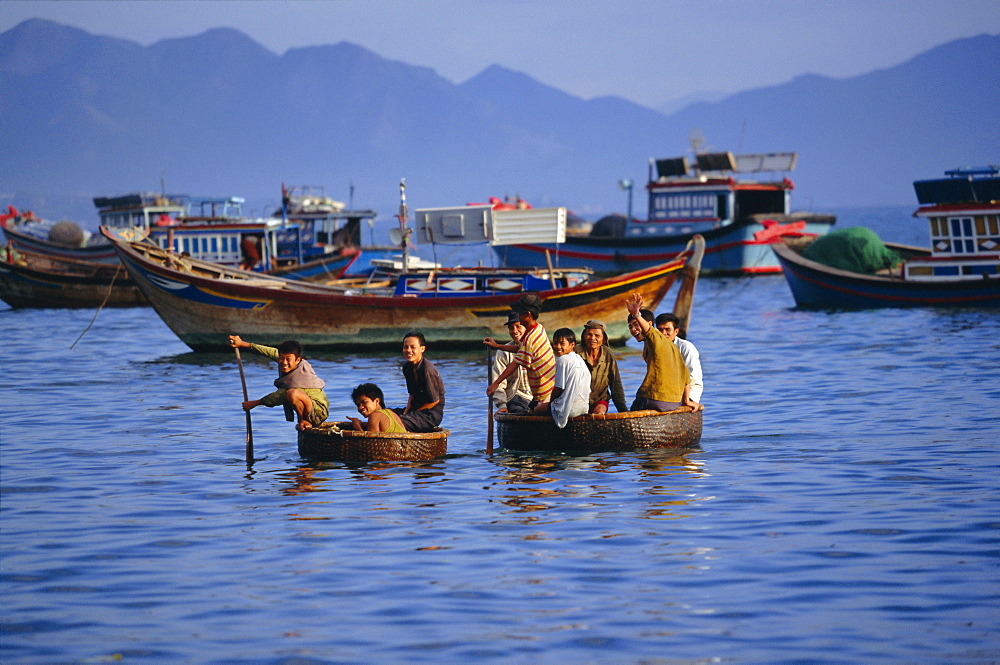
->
[491,311,533,414]
[655,312,703,402]
[536,327,590,428]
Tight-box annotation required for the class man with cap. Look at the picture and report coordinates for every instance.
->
[490,311,533,414]
[484,293,556,412]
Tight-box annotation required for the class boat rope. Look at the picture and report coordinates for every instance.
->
[70,262,123,350]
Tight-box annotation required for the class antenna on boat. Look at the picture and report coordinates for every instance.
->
[397,178,412,275]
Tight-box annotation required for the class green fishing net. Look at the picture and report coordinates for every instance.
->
[803,227,903,274]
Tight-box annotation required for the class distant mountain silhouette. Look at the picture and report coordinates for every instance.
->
[2,19,997,224]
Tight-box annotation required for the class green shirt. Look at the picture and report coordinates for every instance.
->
[635,328,690,403]
[575,344,628,412]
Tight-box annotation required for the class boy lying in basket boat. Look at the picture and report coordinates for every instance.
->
[533,327,591,428]
[228,335,329,431]
[348,383,407,433]
[625,293,702,413]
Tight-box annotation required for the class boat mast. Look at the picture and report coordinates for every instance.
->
[397,179,411,275]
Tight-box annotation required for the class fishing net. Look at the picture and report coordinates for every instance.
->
[803,227,902,274]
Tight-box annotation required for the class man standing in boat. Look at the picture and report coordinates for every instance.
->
[490,311,533,414]
[485,293,556,413]
[625,293,701,413]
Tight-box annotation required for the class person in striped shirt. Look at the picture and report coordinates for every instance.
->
[484,293,556,413]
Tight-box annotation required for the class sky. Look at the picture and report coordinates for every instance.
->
[3,0,999,109]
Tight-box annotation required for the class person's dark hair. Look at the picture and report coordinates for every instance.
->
[403,331,426,347]
[351,382,385,408]
[627,309,655,324]
[277,340,303,357]
[553,327,576,345]
[510,293,543,318]
[655,312,680,327]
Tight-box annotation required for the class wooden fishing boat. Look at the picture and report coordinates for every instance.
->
[2,194,365,282]
[770,166,1000,309]
[494,148,834,275]
[297,422,449,462]
[495,408,702,454]
[98,193,364,281]
[1,206,120,264]
[101,226,704,351]
[0,245,146,309]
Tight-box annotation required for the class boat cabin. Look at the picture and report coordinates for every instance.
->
[635,152,797,238]
[96,193,309,272]
[278,184,379,256]
[909,166,1000,281]
[94,193,186,229]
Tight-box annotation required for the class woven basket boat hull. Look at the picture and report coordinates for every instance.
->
[297,422,449,462]
[495,408,702,454]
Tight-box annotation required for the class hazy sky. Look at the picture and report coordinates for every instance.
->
[3,0,999,108]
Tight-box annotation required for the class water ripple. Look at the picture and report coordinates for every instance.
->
[2,278,999,663]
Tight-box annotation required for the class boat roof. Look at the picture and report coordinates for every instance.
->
[651,151,796,177]
[93,193,186,210]
[648,151,797,189]
[913,166,1000,206]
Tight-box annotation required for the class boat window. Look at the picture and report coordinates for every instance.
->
[948,217,974,254]
[650,192,719,221]
[734,189,786,220]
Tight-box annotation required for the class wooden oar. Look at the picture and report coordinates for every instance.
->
[673,234,705,338]
[234,346,254,462]
[486,346,495,455]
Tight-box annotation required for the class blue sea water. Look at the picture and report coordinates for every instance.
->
[1,207,998,664]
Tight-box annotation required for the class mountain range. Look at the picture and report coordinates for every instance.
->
[2,19,997,224]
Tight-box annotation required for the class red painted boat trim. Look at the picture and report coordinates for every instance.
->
[915,202,1000,215]
[513,236,776,264]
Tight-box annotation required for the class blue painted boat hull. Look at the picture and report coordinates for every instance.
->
[771,238,1000,309]
[494,217,834,276]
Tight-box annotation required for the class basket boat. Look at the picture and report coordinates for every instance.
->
[297,421,449,462]
[495,407,702,454]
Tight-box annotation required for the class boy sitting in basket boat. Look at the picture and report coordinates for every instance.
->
[393,331,445,432]
[349,383,407,433]
[534,327,591,428]
[228,335,329,431]
[624,293,702,413]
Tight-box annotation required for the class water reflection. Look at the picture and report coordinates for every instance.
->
[487,450,709,520]
[274,460,450,496]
